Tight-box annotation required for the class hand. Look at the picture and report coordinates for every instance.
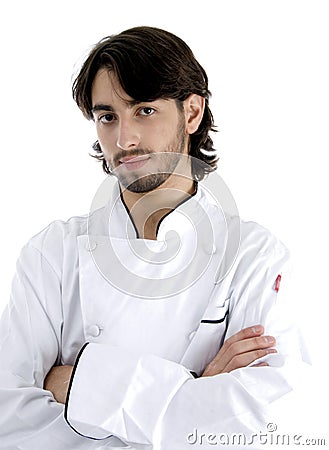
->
[202,325,276,377]
[44,365,74,404]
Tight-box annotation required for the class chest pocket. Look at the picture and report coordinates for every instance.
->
[180,296,231,375]
[201,298,230,325]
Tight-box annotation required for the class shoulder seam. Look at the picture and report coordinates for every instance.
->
[24,242,62,284]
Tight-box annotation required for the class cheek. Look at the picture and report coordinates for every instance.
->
[96,127,115,154]
[146,119,179,144]
[96,125,109,143]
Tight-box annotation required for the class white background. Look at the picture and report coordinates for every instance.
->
[0,0,328,437]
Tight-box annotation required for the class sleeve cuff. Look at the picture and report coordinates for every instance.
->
[64,342,193,443]
[64,342,114,441]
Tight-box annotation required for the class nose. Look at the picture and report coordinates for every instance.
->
[116,119,140,151]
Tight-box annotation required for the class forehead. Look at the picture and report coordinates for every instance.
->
[91,69,132,107]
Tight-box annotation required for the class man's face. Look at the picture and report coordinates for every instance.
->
[91,69,189,193]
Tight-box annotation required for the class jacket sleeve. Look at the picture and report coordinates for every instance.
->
[0,243,128,449]
[65,240,310,449]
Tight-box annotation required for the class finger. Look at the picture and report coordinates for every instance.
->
[252,362,269,367]
[212,333,276,371]
[221,325,265,353]
[203,325,267,375]
[202,325,273,377]
[228,335,276,358]
[223,348,277,373]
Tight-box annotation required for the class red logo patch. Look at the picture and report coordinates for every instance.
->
[274,274,282,292]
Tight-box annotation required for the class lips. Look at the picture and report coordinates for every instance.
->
[119,154,151,171]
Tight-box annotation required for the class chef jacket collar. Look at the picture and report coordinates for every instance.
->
[87,179,224,243]
[117,181,199,240]
[100,181,202,240]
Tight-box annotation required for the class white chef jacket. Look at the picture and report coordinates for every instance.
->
[0,182,308,450]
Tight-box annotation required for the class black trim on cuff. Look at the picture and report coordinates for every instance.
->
[190,371,199,378]
[64,342,113,441]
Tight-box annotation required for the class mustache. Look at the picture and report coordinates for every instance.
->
[113,149,154,166]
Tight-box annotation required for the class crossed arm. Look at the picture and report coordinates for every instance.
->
[44,324,276,404]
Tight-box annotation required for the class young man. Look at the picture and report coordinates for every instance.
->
[0,27,307,449]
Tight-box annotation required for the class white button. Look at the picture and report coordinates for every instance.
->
[188,331,196,341]
[87,325,101,337]
[85,240,97,252]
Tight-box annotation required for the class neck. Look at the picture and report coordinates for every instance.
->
[121,173,195,240]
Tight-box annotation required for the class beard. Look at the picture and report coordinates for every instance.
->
[107,116,187,193]
[121,152,182,193]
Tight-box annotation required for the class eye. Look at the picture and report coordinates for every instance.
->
[99,113,115,124]
[139,107,155,116]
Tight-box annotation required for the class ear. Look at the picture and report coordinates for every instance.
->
[183,94,205,135]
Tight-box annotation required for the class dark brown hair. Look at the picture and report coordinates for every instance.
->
[72,26,218,180]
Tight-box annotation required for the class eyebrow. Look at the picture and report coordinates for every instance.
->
[91,104,114,114]
[91,100,142,114]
